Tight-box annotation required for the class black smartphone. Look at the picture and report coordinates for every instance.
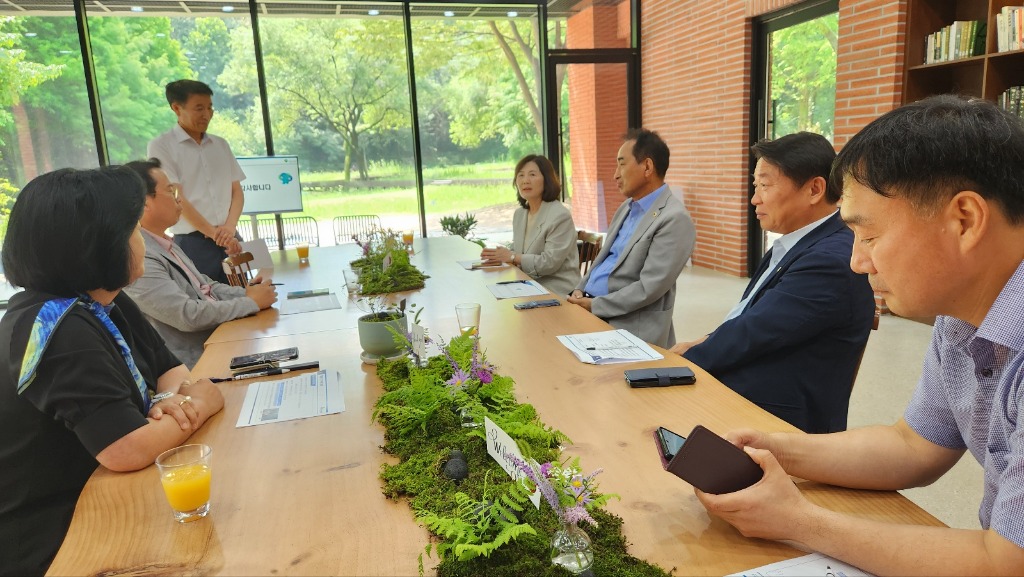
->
[513,298,561,310]
[625,367,696,388]
[229,347,299,371]
[655,426,687,461]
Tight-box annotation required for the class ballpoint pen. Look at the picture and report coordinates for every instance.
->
[211,361,320,382]
[496,280,529,285]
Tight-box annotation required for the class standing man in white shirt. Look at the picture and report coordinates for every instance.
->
[148,79,245,284]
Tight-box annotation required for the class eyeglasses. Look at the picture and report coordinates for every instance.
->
[159,183,181,201]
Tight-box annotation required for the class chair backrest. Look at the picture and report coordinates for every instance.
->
[334,215,382,245]
[850,307,882,392]
[238,216,320,248]
[222,252,255,288]
[577,230,603,275]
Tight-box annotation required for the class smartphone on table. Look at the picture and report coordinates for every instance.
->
[229,347,299,371]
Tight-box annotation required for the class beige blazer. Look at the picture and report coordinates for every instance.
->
[512,201,581,296]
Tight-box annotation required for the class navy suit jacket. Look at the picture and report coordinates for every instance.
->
[684,212,875,433]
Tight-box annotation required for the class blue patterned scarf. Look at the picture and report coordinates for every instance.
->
[17,296,151,408]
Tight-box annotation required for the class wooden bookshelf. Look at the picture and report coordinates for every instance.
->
[904,0,1024,103]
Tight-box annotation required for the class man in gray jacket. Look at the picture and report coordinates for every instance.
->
[125,159,277,368]
[568,129,695,348]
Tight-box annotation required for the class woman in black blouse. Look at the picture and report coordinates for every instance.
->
[0,167,224,576]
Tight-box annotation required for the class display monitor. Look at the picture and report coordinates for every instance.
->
[237,155,303,215]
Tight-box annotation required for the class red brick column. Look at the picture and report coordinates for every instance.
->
[566,5,629,233]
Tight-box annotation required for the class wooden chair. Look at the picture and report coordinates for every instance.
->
[222,252,255,288]
[850,307,882,392]
[333,215,382,245]
[577,230,603,275]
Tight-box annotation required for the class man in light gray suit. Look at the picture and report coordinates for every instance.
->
[124,159,277,368]
[568,129,695,348]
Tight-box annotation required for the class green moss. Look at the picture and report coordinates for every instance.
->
[352,246,428,294]
[374,338,672,577]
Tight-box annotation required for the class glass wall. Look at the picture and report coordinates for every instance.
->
[0,0,639,254]
[85,2,264,165]
[256,3,418,243]
[411,3,544,244]
[1,3,97,301]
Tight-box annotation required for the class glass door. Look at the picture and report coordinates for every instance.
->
[750,0,838,274]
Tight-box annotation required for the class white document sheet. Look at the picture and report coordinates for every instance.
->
[278,293,342,315]
[486,279,549,299]
[728,552,872,577]
[235,370,344,427]
[556,329,663,365]
[239,239,274,270]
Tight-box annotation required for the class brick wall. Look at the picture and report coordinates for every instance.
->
[640,0,906,276]
[567,5,630,233]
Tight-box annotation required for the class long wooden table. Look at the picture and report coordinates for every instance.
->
[48,237,943,576]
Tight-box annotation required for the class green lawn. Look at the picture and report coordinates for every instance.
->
[296,182,512,222]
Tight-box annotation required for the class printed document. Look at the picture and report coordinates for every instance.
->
[557,329,663,364]
[728,552,872,577]
[487,279,550,299]
[235,369,345,427]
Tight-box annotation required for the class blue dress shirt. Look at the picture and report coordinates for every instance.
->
[584,184,667,297]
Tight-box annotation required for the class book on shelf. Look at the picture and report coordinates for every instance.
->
[997,6,1024,53]
[924,20,985,64]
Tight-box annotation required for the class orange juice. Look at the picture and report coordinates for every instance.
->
[161,463,211,512]
[402,231,414,246]
[296,244,310,260]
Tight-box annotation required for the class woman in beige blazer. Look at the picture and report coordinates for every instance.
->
[480,155,581,295]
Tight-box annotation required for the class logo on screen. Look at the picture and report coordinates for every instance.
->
[279,172,293,185]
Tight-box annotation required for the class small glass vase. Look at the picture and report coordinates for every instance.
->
[550,522,594,574]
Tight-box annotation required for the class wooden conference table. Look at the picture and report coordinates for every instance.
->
[48,237,943,576]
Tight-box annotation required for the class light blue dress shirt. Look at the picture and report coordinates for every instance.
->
[723,210,838,321]
[584,184,667,297]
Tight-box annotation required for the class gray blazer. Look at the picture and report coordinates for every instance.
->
[576,186,695,348]
[512,201,581,296]
[124,233,259,368]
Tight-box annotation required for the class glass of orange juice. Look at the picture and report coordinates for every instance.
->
[401,230,414,249]
[296,242,310,264]
[455,303,481,339]
[156,444,212,523]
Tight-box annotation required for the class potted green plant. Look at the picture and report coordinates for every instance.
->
[356,295,408,364]
[350,228,428,294]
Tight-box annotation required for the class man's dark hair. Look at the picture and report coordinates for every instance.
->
[833,94,1024,225]
[513,154,562,208]
[165,79,213,106]
[752,131,838,203]
[124,158,163,196]
[624,128,670,179]
[2,167,146,296]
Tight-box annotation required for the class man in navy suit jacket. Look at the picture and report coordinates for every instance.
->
[673,132,875,433]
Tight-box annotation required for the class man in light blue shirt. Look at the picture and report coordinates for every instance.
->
[695,95,1024,575]
[568,129,695,348]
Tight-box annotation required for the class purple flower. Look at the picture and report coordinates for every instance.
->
[445,367,472,391]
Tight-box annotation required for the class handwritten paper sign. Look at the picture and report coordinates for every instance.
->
[411,323,427,362]
[485,417,541,509]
